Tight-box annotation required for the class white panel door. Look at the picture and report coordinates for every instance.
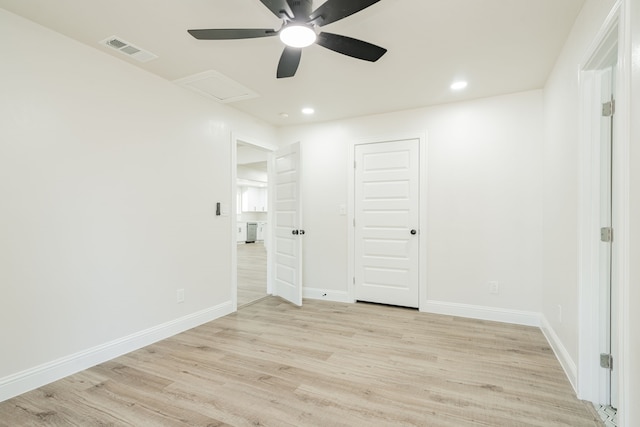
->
[354,139,420,308]
[272,142,302,306]
[599,67,617,407]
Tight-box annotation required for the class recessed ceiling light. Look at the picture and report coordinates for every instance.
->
[451,81,468,91]
[302,107,315,115]
[279,112,289,119]
[280,25,317,48]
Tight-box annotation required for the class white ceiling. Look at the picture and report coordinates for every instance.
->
[0,0,584,126]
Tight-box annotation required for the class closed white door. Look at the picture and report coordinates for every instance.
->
[354,139,420,308]
[272,142,303,306]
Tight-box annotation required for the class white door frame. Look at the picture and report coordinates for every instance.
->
[347,132,428,309]
[230,132,277,311]
[577,0,630,416]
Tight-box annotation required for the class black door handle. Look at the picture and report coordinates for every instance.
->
[410,229,417,235]
[292,230,299,235]
[299,230,305,235]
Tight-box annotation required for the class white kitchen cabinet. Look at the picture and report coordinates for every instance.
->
[241,186,267,212]
[236,222,247,242]
[256,222,266,241]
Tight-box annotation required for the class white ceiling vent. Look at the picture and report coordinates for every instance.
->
[173,70,259,104]
[99,36,158,63]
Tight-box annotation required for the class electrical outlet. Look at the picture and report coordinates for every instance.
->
[177,289,185,304]
[489,281,499,295]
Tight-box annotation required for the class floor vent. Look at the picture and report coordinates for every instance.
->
[99,36,158,63]
[595,404,618,427]
[173,70,259,104]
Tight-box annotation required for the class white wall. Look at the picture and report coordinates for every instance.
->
[279,91,544,316]
[541,0,617,379]
[0,8,276,399]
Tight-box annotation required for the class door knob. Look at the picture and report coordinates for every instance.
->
[299,230,305,235]
[292,230,299,235]
[410,229,417,235]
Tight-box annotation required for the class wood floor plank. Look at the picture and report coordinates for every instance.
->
[0,297,602,426]
[236,243,268,307]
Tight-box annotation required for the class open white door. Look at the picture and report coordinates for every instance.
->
[599,66,617,408]
[272,142,303,306]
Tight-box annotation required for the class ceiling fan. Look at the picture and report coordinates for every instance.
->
[188,0,387,78]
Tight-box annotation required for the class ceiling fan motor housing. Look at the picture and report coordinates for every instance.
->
[289,0,313,21]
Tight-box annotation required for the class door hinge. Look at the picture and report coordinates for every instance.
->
[353,218,355,227]
[602,99,615,117]
[600,353,613,370]
[600,227,613,242]
[354,161,357,169]
[353,277,355,285]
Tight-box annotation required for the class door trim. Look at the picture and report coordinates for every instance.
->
[347,132,428,309]
[577,1,630,414]
[231,133,277,312]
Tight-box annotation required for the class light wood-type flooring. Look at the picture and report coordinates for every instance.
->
[237,242,268,307]
[0,298,602,426]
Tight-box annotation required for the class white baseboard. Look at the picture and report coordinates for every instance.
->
[0,301,234,403]
[540,314,578,392]
[422,300,542,327]
[303,287,352,303]
[423,300,578,393]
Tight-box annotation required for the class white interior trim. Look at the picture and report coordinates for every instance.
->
[0,301,233,403]
[231,133,278,311]
[615,1,631,424]
[541,314,579,392]
[577,0,630,414]
[346,132,428,308]
[303,287,351,303]
[424,300,541,327]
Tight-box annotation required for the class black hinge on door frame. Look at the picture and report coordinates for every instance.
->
[600,353,613,370]
[602,97,616,117]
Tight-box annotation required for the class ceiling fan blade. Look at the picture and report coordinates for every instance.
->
[277,47,302,78]
[188,28,277,40]
[309,0,381,27]
[316,32,387,62]
[259,0,294,19]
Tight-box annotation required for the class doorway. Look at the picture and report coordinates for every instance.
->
[234,139,272,307]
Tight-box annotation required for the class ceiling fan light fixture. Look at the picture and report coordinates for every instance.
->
[187,0,386,78]
[280,25,316,48]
